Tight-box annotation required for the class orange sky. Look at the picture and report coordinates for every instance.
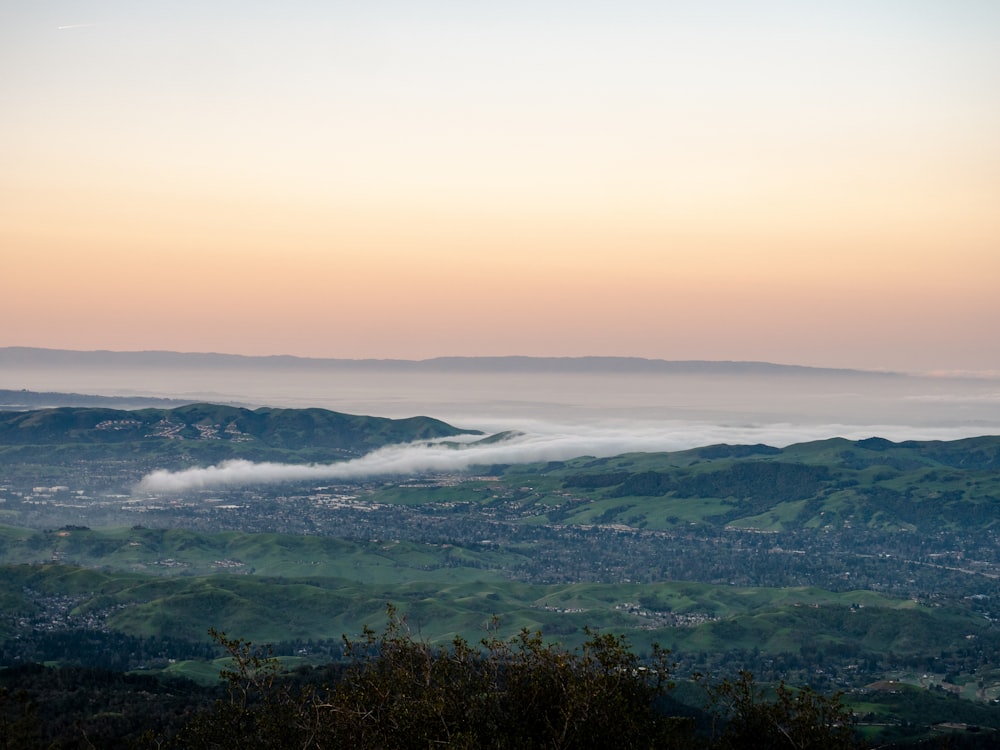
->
[2,2,998,372]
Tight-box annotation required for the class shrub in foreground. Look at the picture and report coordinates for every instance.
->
[175,606,861,749]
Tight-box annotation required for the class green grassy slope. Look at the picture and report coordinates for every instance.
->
[483,436,1000,532]
[0,526,525,580]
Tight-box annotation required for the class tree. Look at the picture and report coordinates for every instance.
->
[175,628,323,749]
[173,610,863,749]
[706,670,863,749]
[176,607,689,749]
[330,605,688,748]
[0,687,41,750]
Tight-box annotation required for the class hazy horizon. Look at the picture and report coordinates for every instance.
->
[2,345,999,499]
[4,350,998,473]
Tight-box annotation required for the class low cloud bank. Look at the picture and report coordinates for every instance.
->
[134,420,997,494]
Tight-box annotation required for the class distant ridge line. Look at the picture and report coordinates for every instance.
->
[0,388,194,409]
[0,347,899,377]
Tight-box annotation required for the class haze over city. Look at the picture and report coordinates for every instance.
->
[3,1,998,374]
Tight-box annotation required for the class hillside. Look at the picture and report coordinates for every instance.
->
[0,404,480,468]
[492,435,1000,533]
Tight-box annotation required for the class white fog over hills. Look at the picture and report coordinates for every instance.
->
[4,347,1000,491]
[2,348,998,448]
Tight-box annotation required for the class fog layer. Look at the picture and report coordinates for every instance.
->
[138,420,994,493]
[4,353,998,493]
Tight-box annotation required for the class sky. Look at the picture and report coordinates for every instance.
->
[3,1,999,374]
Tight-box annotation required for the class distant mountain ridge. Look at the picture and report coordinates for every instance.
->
[0,388,194,410]
[0,346,898,377]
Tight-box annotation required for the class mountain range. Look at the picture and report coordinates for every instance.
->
[0,346,899,377]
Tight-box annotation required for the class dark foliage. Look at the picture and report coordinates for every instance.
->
[704,670,859,749]
[172,608,864,750]
[0,661,211,748]
[1,630,216,671]
[607,463,830,510]
[693,444,781,459]
[562,471,632,489]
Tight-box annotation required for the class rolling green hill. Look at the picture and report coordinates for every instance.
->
[2,542,984,657]
[0,525,524,581]
[0,526,993,659]
[0,403,480,467]
[489,435,1000,532]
